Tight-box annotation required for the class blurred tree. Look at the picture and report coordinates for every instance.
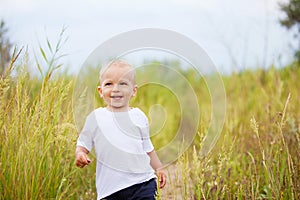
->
[0,20,12,75]
[279,0,300,62]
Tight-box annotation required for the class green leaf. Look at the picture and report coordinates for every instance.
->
[40,47,48,63]
[47,38,53,54]
[34,53,44,77]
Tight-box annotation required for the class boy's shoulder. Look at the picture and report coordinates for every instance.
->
[129,107,149,126]
[94,107,107,113]
[87,107,147,120]
[85,107,107,119]
[126,107,144,116]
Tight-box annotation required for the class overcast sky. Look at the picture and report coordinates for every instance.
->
[0,0,295,74]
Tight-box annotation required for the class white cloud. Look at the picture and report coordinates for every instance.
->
[0,0,40,13]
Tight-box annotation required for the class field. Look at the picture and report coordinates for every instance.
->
[0,47,300,199]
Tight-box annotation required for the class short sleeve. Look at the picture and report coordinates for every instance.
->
[142,128,154,152]
[76,112,97,152]
[133,108,154,153]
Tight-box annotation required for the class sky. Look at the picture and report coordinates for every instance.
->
[0,0,295,74]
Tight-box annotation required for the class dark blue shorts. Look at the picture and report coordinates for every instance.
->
[102,178,157,200]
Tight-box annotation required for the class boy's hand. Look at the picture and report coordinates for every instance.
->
[147,150,166,189]
[75,147,91,168]
[156,170,167,189]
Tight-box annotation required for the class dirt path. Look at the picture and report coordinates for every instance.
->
[158,164,194,200]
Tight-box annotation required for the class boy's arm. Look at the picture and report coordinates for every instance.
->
[75,146,91,168]
[147,150,166,189]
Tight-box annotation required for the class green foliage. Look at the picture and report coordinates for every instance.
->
[279,0,300,62]
[0,44,300,199]
[160,64,300,199]
[280,0,300,29]
[0,20,12,76]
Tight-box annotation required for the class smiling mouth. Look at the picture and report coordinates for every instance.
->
[111,96,123,100]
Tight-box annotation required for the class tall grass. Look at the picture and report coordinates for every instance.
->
[0,36,299,199]
[159,64,300,199]
[0,35,96,199]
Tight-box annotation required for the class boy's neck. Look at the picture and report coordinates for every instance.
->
[105,106,132,112]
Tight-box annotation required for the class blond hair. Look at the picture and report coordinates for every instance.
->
[99,60,136,84]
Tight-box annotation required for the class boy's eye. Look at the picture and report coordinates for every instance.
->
[104,82,112,86]
[120,82,127,85]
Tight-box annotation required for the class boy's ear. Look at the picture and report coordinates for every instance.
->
[132,85,138,97]
[97,86,103,97]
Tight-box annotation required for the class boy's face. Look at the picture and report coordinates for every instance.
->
[98,65,137,112]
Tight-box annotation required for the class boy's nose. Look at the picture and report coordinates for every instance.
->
[112,84,120,92]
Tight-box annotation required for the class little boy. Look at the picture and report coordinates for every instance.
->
[75,60,166,199]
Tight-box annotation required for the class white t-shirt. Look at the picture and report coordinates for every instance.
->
[77,107,156,199]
